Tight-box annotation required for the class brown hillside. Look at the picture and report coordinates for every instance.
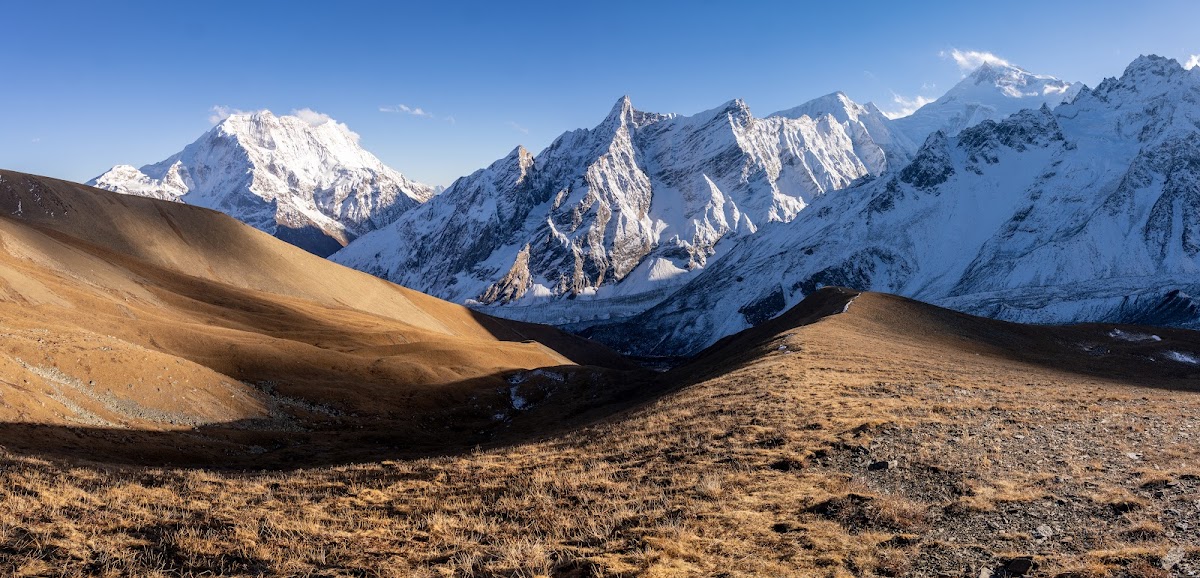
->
[2,169,1200,575]
[0,170,640,465]
[3,284,1199,575]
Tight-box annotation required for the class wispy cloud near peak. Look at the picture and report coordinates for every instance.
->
[380,104,434,118]
[883,93,936,119]
[940,48,1011,71]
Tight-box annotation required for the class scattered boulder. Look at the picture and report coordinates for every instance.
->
[1162,546,1185,570]
[868,460,898,471]
[1033,524,1054,540]
[994,556,1035,577]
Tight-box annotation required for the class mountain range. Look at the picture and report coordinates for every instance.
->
[587,55,1200,354]
[331,61,1082,327]
[90,56,1200,356]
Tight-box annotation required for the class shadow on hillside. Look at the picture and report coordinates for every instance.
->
[462,307,639,370]
[0,365,669,471]
[3,286,1198,471]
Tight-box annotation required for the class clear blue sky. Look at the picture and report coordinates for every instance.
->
[3,0,1198,187]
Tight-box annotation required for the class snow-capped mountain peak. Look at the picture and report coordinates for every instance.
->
[1090,54,1197,100]
[90,109,434,256]
[771,91,860,122]
[770,91,916,175]
[216,110,365,163]
[1120,54,1190,80]
[962,61,1071,98]
[599,95,673,132]
[890,61,1082,144]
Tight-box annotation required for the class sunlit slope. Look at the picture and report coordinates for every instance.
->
[0,169,627,435]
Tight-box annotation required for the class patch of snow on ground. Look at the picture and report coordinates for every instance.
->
[504,369,567,411]
[526,284,555,298]
[507,369,565,385]
[647,258,690,282]
[1109,329,1162,342]
[1163,351,1200,365]
[508,386,530,410]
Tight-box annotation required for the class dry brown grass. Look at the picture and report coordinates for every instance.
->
[0,290,1196,576]
[1,172,1199,576]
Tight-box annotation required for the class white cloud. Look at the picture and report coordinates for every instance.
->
[380,103,433,118]
[209,105,269,124]
[444,115,456,125]
[940,48,1010,71]
[289,108,359,142]
[883,93,936,119]
[1186,54,1200,70]
[208,105,243,124]
[291,108,333,127]
[209,105,356,140]
[31,137,41,144]
[506,121,529,134]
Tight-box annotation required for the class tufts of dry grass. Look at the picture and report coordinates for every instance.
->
[0,291,1198,576]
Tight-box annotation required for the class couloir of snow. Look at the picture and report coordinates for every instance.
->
[89,110,433,255]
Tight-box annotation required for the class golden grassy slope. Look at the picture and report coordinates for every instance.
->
[0,170,639,465]
[1,284,1199,576]
[2,170,1200,576]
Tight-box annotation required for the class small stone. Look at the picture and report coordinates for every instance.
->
[1126,452,1142,460]
[1162,546,1185,570]
[867,460,898,471]
[1033,525,1054,540]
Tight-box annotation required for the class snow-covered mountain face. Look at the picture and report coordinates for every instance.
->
[891,62,1082,144]
[770,91,917,175]
[586,55,1200,356]
[90,111,434,256]
[333,95,913,324]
